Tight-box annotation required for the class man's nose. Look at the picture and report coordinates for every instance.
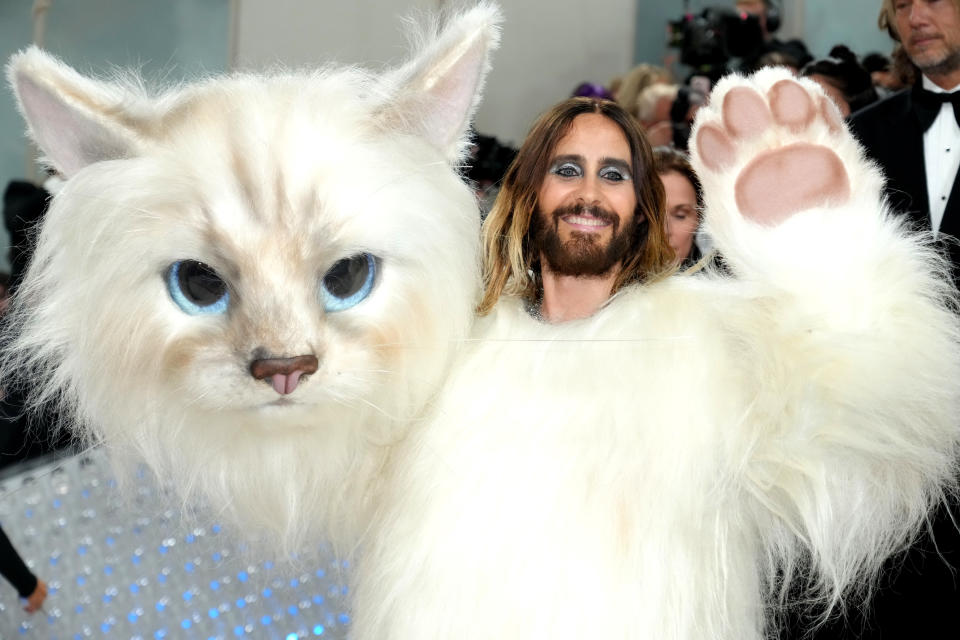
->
[908,3,932,27]
[576,174,602,204]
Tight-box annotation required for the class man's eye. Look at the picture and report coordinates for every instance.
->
[552,163,582,178]
[600,167,628,182]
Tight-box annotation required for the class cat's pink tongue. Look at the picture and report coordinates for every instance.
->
[271,371,303,395]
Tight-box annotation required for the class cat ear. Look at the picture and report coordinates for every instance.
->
[7,47,146,177]
[377,2,502,163]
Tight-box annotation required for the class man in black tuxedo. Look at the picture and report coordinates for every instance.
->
[827,1,960,637]
[850,0,960,276]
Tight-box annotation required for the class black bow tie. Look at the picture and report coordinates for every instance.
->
[912,85,960,132]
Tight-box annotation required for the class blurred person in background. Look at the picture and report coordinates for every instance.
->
[801,45,879,117]
[850,0,960,272]
[862,51,906,96]
[636,83,679,146]
[464,131,517,217]
[736,0,813,73]
[0,273,10,317]
[1,179,72,469]
[0,526,47,614]
[668,85,708,151]
[614,63,671,121]
[755,49,801,73]
[653,146,702,268]
[571,82,614,100]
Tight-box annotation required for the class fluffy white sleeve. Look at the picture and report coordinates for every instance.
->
[690,69,960,606]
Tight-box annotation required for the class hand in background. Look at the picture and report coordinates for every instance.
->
[23,579,47,613]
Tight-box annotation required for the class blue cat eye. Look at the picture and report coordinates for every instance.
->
[320,253,377,313]
[166,260,230,315]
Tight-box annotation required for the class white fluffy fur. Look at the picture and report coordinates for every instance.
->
[4,5,500,554]
[5,10,960,640]
[353,71,960,638]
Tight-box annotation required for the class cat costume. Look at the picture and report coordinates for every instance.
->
[5,4,960,638]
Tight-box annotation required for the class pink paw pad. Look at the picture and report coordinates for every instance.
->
[769,79,814,131]
[697,77,851,227]
[735,143,850,224]
[722,87,772,138]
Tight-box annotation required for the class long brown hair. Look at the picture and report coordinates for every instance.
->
[478,97,672,315]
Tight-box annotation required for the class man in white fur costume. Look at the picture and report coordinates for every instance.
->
[3,4,960,639]
[479,97,674,322]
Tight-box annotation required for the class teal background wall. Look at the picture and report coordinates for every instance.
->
[633,1,690,74]
[804,0,893,60]
[634,1,897,80]
[0,0,229,270]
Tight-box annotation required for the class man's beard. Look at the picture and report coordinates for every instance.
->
[909,37,960,76]
[530,203,639,277]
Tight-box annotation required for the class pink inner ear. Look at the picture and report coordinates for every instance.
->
[16,72,130,177]
[418,38,485,154]
[734,143,851,225]
[373,5,500,162]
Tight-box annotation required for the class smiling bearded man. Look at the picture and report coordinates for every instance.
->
[530,199,639,277]
[480,98,673,322]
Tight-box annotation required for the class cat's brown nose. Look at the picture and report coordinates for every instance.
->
[249,355,319,395]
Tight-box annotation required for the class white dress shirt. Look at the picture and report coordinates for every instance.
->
[922,76,960,235]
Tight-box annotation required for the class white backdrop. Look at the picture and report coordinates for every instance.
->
[230,0,637,146]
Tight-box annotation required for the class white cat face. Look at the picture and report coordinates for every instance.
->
[118,76,478,417]
[5,4,500,550]
[29,71,478,424]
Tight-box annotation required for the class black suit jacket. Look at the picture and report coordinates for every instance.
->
[789,86,960,639]
[849,85,960,273]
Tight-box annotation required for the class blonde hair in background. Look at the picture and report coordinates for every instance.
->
[614,63,671,120]
[636,83,679,124]
[478,97,673,316]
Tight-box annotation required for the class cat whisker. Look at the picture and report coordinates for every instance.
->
[328,392,402,422]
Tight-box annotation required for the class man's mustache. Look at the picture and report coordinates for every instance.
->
[909,31,941,44]
[551,204,619,226]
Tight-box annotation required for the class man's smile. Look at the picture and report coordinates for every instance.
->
[560,212,612,231]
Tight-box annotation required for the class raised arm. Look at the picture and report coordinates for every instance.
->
[689,68,960,605]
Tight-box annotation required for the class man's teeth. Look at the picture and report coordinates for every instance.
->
[565,215,608,227]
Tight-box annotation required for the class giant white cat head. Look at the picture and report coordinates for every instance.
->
[4,3,501,553]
